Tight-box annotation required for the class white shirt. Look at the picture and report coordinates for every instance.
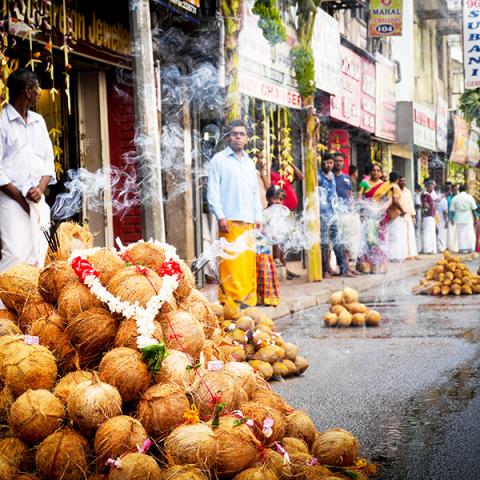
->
[0,104,56,196]
[450,191,477,224]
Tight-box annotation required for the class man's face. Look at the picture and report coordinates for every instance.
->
[426,184,433,193]
[399,177,406,189]
[333,156,344,172]
[229,126,248,152]
[452,186,458,195]
[322,159,334,173]
[26,80,41,108]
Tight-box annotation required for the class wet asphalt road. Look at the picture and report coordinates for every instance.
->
[272,260,480,480]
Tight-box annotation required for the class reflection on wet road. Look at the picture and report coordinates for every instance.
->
[272,261,480,480]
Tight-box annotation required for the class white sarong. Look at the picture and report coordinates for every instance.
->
[447,223,459,252]
[437,221,447,252]
[422,216,437,254]
[456,222,476,252]
[387,216,407,261]
[338,211,361,260]
[405,215,418,258]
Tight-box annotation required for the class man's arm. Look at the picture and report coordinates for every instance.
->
[26,175,52,203]
[207,156,228,232]
[252,165,262,228]
[292,163,303,182]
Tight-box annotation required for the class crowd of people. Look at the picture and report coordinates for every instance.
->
[207,121,480,309]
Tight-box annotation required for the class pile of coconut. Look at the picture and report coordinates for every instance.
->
[0,227,375,479]
[323,288,382,328]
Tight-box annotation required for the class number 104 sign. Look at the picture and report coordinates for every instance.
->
[368,0,403,38]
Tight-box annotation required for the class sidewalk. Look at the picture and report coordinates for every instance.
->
[201,254,475,320]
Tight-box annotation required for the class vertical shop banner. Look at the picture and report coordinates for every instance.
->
[436,97,448,153]
[360,59,376,133]
[375,53,396,142]
[368,0,403,38]
[328,130,351,172]
[413,103,436,151]
[468,119,480,166]
[463,0,480,89]
[449,115,469,164]
[312,9,341,95]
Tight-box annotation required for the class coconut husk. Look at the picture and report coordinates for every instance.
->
[0,436,34,472]
[107,266,167,308]
[0,335,25,366]
[213,417,260,476]
[250,388,292,416]
[2,343,57,396]
[114,318,163,350]
[260,449,293,479]
[284,410,317,448]
[312,428,359,467]
[35,428,89,480]
[301,465,336,480]
[232,466,278,480]
[53,370,94,405]
[217,344,246,363]
[99,347,151,403]
[67,374,123,435]
[174,259,195,301]
[57,279,103,320]
[9,389,65,444]
[293,356,309,375]
[67,308,117,366]
[249,360,273,381]
[281,437,309,455]
[0,386,15,421]
[191,370,247,418]
[38,261,78,304]
[0,455,14,480]
[0,309,18,324]
[13,475,39,480]
[17,302,54,333]
[281,359,297,377]
[94,415,148,469]
[86,248,125,286]
[47,221,94,263]
[123,242,166,273]
[107,452,162,480]
[182,289,219,338]
[159,310,205,359]
[0,319,21,337]
[137,382,190,439]
[86,475,107,480]
[272,362,289,378]
[30,311,76,374]
[241,402,286,445]
[209,302,223,319]
[164,423,216,470]
[154,349,196,388]
[0,264,42,315]
[224,362,257,399]
[162,465,208,480]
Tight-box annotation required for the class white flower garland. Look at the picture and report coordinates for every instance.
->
[68,242,182,349]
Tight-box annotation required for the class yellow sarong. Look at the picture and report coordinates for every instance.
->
[218,221,257,306]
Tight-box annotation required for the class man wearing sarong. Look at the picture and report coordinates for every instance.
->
[207,120,262,307]
[450,184,477,253]
[399,176,419,260]
[421,181,437,254]
[0,69,56,272]
[386,172,407,262]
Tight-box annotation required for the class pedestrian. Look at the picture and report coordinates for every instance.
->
[447,184,459,252]
[0,69,56,272]
[207,120,262,307]
[349,164,359,192]
[386,172,407,262]
[437,186,449,252]
[450,184,477,253]
[414,183,423,252]
[399,176,419,260]
[333,152,360,275]
[357,164,391,274]
[421,181,437,254]
[318,152,349,278]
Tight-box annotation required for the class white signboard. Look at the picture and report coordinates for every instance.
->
[413,103,437,151]
[436,96,448,153]
[312,9,341,95]
[463,0,480,89]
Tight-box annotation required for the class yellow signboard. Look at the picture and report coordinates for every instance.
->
[368,0,403,38]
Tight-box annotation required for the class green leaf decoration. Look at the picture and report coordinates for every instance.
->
[291,44,316,98]
[141,343,169,374]
[212,402,227,428]
[252,0,287,46]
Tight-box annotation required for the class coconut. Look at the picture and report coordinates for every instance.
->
[281,436,309,455]
[0,319,21,337]
[0,334,25,365]
[337,310,352,328]
[18,302,54,333]
[285,410,317,448]
[57,280,103,320]
[366,310,381,326]
[236,316,255,332]
[351,313,366,327]
[174,259,195,301]
[0,309,18,323]
[0,437,34,472]
[107,266,165,308]
[330,305,346,316]
[252,346,281,364]
[67,374,123,435]
[159,310,205,359]
[298,465,335,480]
[324,313,338,327]
[87,248,125,286]
[9,389,65,444]
[232,467,278,480]
[30,311,76,373]
[2,343,57,396]
[99,347,150,403]
[86,475,107,480]
[191,370,247,417]
[249,360,273,381]
[0,386,15,420]
[107,452,162,480]
[164,423,216,469]
[155,349,195,388]
[54,370,94,404]
[281,359,297,376]
[209,302,224,319]
[238,307,269,325]
[114,318,163,350]
[214,417,260,476]
[67,308,118,365]
[217,344,246,362]
[35,428,89,480]
[345,302,368,315]
[163,465,208,480]
[294,356,309,375]
[251,388,292,416]
[47,221,94,262]
[342,287,359,304]
[0,456,14,480]
[224,361,256,398]
[0,264,42,315]
[283,343,298,362]
[137,382,190,439]
[94,415,148,468]
[262,449,293,479]
[38,261,78,304]
[329,291,344,305]
[312,428,359,466]
[229,328,247,344]
[124,242,166,272]
[272,361,289,377]
[241,402,286,444]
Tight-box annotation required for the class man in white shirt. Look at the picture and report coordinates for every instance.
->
[450,184,477,253]
[0,69,56,272]
[207,120,262,307]
[399,176,419,260]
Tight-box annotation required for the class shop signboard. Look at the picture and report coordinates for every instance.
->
[360,58,376,133]
[374,53,396,142]
[463,0,480,89]
[467,119,480,167]
[312,9,341,95]
[449,115,469,164]
[368,0,403,38]
[328,130,351,173]
[436,96,448,153]
[413,103,436,151]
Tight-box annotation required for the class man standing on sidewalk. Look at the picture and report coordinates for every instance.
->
[399,176,419,260]
[421,181,437,254]
[450,184,477,253]
[207,120,262,307]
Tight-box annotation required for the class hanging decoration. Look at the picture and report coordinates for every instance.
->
[278,107,294,184]
[252,0,287,46]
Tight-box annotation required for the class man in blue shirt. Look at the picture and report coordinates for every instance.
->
[318,153,348,278]
[207,120,262,307]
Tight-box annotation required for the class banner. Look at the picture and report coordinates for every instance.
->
[368,0,403,38]
[449,115,469,165]
[375,54,396,142]
[463,0,480,89]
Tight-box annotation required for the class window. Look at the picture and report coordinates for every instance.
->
[351,6,367,22]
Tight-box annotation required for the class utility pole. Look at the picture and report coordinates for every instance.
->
[129,0,165,242]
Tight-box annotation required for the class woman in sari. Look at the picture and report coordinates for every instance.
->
[357,164,392,273]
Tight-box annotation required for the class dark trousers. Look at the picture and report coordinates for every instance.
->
[321,219,347,275]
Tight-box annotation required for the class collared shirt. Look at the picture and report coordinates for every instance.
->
[207,146,262,224]
[400,187,416,217]
[450,191,477,224]
[334,172,352,211]
[0,104,56,195]
[318,170,337,217]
